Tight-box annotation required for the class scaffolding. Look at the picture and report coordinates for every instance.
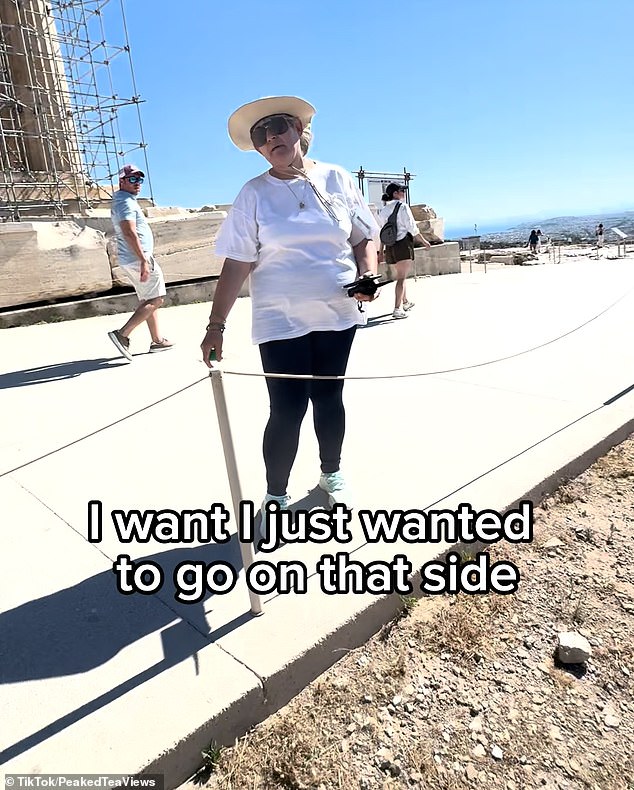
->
[0,0,150,220]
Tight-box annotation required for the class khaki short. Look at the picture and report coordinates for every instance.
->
[119,255,166,302]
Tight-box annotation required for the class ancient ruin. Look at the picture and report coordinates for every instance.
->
[0,1,458,315]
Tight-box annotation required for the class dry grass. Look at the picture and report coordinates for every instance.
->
[595,446,634,479]
[199,435,634,790]
[542,479,589,507]
[211,693,357,790]
[423,591,511,662]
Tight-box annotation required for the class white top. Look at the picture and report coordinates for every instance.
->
[378,200,419,242]
[214,161,379,344]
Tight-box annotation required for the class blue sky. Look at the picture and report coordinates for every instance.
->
[113,0,633,233]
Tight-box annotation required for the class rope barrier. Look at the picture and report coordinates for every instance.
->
[2,280,633,478]
[0,375,208,479]
[4,283,634,615]
[215,280,634,381]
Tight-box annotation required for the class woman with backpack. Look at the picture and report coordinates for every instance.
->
[378,183,431,319]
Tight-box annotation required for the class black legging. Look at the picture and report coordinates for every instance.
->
[259,326,357,496]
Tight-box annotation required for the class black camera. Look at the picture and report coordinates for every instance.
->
[344,274,390,298]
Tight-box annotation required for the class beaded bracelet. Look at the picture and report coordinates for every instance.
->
[206,321,225,333]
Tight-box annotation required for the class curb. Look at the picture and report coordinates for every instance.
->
[163,417,634,789]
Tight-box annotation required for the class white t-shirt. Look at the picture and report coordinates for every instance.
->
[378,200,419,242]
[214,161,379,344]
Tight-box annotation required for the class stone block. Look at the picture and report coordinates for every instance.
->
[410,204,437,221]
[380,243,460,279]
[417,218,445,243]
[104,213,228,285]
[143,206,190,219]
[0,221,111,309]
[413,242,460,276]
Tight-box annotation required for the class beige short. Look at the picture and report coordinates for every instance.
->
[119,255,166,302]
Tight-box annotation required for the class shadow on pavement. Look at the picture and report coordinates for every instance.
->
[361,313,399,328]
[0,538,249,763]
[0,489,334,763]
[0,357,129,389]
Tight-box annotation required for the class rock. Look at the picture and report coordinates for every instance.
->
[466,764,479,781]
[557,632,592,664]
[362,694,373,703]
[143,206,189,218]
[0,222,111,309]
[469,717,484,732]
[542,537,564,549]
[491,745,504,760]
[410,203,437,221]
[473,744,486,759]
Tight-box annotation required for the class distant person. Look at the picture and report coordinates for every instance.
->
[536,228,543,252]
[107,164,173,361]
[528,229,539,253]
[595,223,604,248]
[378,183,431,319]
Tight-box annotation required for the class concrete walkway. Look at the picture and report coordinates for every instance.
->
[1,258,634,786]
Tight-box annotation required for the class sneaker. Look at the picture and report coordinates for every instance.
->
[319,471,351,507]
[392,308,408,319]
[107,329,132,361]
[259,493,291,539]
[403,299,415,311]
[149,338,174,353]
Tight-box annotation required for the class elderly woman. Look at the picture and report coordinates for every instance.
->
[201,96,379,512]
[378,183,431,319]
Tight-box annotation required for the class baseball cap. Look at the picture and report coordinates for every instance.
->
[118,164,145,179]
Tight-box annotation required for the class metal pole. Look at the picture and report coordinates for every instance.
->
[209,369,264,616]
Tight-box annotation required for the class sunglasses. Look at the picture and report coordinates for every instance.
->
[125,175,144,184]
[250,114,296,149]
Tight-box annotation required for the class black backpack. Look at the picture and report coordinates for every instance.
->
[379,201,401,246]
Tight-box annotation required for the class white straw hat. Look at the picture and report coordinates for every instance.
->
[227,95,316,151]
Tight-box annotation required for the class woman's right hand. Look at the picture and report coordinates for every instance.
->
[201,328,224,368]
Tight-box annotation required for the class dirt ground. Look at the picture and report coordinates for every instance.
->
[197,433,634,790]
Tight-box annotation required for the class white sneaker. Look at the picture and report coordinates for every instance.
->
[318,471,351,507]
[403,300,415,311]
[259,493,290,539]
[392,308,408,319]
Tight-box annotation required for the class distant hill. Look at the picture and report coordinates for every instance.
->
[479,210,634,246]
